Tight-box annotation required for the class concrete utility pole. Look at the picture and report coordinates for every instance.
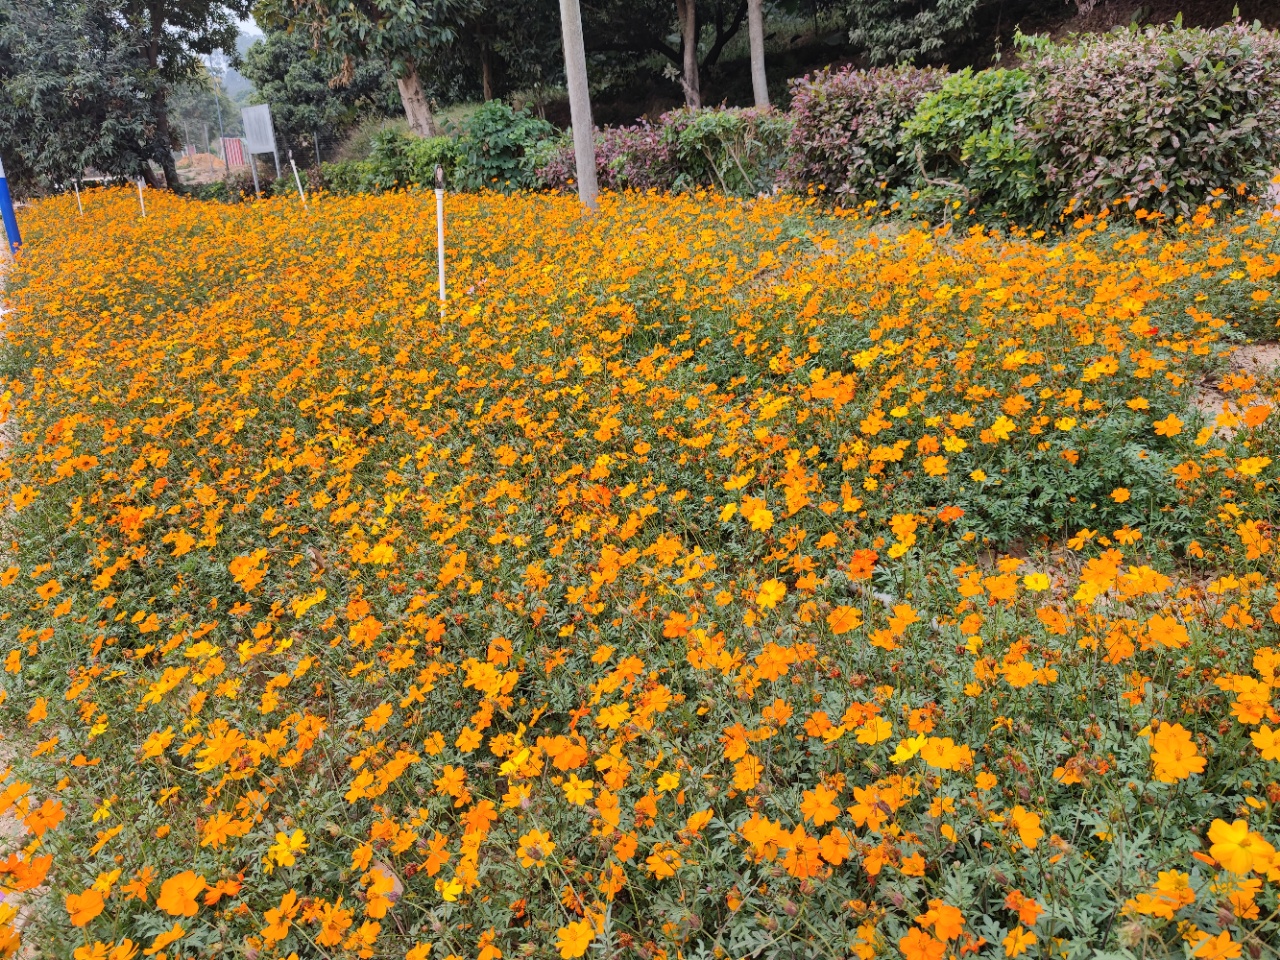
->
[747,0,769,108]
[208,55,229,175]
[557,0,598,211]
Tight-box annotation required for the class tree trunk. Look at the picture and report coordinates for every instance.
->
[676,0,701,108]
[146,13,181,191]
[747,0,768,107]
[154,87,181,190]
[558,0,599,210]
[480,45,494,101]
[700,0,747,70]
[397,67,439,137]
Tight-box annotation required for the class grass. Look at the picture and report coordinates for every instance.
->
[0,186,1278,959]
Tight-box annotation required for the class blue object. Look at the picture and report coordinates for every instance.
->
[0,155,21,257]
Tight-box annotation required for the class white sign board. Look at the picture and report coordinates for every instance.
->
[241,104,277,155]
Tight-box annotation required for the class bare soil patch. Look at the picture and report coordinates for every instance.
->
[1194,341,1280,437]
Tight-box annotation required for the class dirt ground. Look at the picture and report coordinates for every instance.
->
[176,153,241,187]
[1194,341,1280,438]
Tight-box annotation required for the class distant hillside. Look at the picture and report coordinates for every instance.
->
[220,29,260,101]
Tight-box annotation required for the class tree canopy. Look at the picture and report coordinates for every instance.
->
[0,0,157,193]
[0,0,252,194]
[171,66,244,146]
[257,0,477,135]
[118,0,252,186]
[240,27,400,160]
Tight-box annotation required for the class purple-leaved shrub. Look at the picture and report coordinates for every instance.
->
[1020,22,1280,219]
[783,65,945,201]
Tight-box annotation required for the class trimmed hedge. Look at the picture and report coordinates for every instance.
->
[1020,21,1280,220]
[535,124,672,193]
[784,22,1280,224]
[783,65,945,200]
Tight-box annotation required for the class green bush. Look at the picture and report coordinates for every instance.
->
[269,173,303,198]
[366,129,460,190]
[183,172,261,204]
[332,116,408,163]
[662,107,793,196]
[320,159,376,194]
[185,181,236,203]
[404,135,461,186]
[898,67,1043,224]
[320,131,459,194]
[453,100,555,192]
[1020,21,1280,221]
[784,65,946,202]
[534,108,793,198]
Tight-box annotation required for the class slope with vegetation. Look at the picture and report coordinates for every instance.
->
[0,184,1277,958]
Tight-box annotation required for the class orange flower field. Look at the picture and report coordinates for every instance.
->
[0,187,1279,959]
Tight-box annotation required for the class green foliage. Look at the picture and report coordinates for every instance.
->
[1,0,247,193]
[319,159,376,194]
[784,65,946,201]
[184,175,255,202]
[662,107,793,196]
[122,0,253,188]
[0,0,158,194]
[370,129,461,189]
[169,71,243,144]
[452,99,554,191]
[845,0,981,64]
[533,108,792,197]
[445,0,564,101]
[786,23,1280,228]
[255,0,474,91]
[956,409,1187,547]
[333,116,409,163]
[842,0,1071,65]
[320,130,459,193]
[267,173,302,198]
[581,0,759,101]
[405,134,463,184]
[898,68,1042,224]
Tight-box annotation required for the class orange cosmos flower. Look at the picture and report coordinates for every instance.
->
[155,871,206,917]
[65,888,105,927]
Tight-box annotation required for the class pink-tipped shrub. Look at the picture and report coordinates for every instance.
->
[783,64,945,201]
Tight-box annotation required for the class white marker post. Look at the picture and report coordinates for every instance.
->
[73,179,83,215]
[288,149,308,210]
[434,165,446,303]
[136,178,146,217]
